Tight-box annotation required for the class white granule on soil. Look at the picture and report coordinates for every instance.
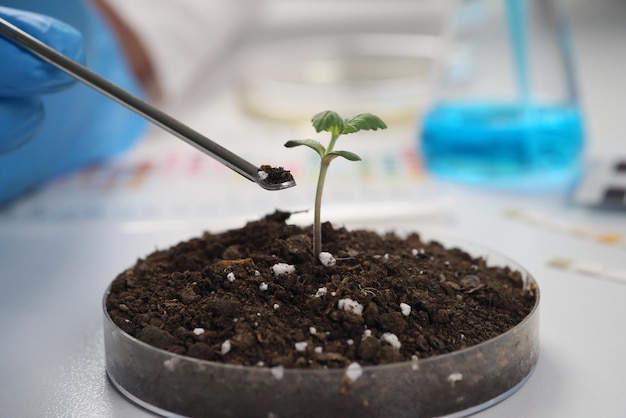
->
[295,341,308,352]
[400,303,411,317]
[272,263,295,276]
[345,362,363,382]
[257,170,269,180]
[271,366,285,380]
[318,251,336,267]
[273,303,280,310]
[361,329,372,340]
[346,339,354,345]
[338,298,364,315]
[381,332,401,349]
[226,272,236,282]
[447,372,463,386]
[315,287,328,297]
[259,282,268,291]
[309,327,317,335]
[221,340,232,355]
[314,346,323,354]
[192,327,205,336]
[254,270,261,276]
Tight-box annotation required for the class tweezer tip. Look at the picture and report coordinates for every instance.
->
[257,178,297,191]
[256,166,296,191]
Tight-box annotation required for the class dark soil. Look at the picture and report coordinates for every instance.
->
[258,165,294,184]
[106,211,536,369]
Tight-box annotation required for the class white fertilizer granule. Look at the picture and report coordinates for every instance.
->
[345,362,363,382]
[381,332,401,349]
[400,303,411,317]
[338,298,364,315]
[318,252,336,267]
[272,263,295,276]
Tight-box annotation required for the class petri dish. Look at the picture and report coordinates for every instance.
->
[103,231,539,418]
[234,33,442,123]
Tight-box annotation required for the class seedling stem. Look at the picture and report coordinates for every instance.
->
[285,110,387,259]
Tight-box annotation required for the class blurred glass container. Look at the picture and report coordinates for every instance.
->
[419,0,585,189]
[234,0,450,124]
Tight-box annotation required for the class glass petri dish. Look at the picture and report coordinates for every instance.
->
[103,230,539,418]
[234,33,442,123]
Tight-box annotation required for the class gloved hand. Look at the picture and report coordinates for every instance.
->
[0,6,83,152]
[0,3,147,207]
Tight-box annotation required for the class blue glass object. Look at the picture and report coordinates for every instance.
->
[421,102,584,187]
[419,0,584,189]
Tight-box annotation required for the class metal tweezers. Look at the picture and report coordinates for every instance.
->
[0,17,295,191]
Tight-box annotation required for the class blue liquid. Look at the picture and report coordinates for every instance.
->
[420,102,585,188]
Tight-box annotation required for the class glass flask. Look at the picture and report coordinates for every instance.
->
[419,0,585,189]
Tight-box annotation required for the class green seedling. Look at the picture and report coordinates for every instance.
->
[285,110,387,260]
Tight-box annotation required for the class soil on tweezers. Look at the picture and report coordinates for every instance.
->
[259,165,294,184]
[106,211,536,369]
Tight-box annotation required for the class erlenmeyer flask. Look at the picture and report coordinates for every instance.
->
[419,0,585,189]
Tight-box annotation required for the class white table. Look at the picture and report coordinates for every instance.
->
[1,180,625,417]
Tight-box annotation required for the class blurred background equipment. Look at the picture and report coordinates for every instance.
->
[419,0,585,190]
[234,0,449,124]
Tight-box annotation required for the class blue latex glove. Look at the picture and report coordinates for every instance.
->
[0,2,147,207]
[0,6,83,152]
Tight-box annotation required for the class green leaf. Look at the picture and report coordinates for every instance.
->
[311,111,345,135]
[284,139,326,158]
[342,113,388,134]
[327,150,362,161]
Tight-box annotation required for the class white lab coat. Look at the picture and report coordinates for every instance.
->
[102,0,260,104]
